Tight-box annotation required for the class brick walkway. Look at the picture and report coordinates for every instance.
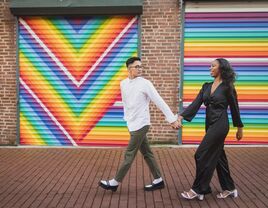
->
[0,147,267,208]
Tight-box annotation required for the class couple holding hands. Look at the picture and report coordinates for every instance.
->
[99,57,244,200]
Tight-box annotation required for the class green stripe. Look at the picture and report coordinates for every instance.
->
[20,110,49,145]
[21,50,76,112]
[51,18,106,50]
[96,121,126,126]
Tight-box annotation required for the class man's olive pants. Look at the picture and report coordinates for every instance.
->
[115,125,162,182]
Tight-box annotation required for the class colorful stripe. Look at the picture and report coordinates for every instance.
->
[182,4,268,144]
[19,16,138,146]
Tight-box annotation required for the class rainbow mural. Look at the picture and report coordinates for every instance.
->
[182,2,268,144]
[19,16,138,146]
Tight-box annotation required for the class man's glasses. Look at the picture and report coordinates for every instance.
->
[129,65,143,69]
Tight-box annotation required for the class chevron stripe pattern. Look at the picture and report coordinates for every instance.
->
[19,16,138,146]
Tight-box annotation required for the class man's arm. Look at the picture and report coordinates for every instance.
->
[120,82,127,121]
[145,80,178,125]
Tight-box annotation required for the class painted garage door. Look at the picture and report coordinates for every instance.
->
[19,16,138,146]
[182,1,268,144]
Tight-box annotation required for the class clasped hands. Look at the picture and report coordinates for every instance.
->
[171,115,183,130]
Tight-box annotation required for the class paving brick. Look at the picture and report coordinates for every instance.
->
[0,147,267,208]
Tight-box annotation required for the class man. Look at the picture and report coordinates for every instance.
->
[98,57,180,192]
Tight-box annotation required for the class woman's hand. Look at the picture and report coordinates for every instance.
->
[171,115,183,129]
[236,127,243,141]
[176,115,183,129]
[171,120,180,129]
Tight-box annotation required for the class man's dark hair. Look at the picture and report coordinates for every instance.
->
[126,57,141,67]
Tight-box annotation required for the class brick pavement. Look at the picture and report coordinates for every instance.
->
[0,147,267,208]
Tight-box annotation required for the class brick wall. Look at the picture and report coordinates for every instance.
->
[141,0,181,144]
[0,0,182,145]
[0,0,17,145]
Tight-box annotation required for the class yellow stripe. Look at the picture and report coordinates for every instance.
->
[80,65,127,121]
[20,53,77,121]
[20,112,46,145]
[39,18,76,54]
[79,17,127,59]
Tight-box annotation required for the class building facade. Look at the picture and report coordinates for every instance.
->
[0,0,267,146]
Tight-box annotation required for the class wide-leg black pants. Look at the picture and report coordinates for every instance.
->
[192,112,235,194]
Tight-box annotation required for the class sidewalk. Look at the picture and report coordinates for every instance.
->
[0,147,267,208]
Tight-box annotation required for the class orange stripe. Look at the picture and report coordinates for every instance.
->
[25,17,132,81]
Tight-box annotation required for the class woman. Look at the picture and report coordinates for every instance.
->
[179,58,244,200]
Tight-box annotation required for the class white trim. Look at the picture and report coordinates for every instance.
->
[113,101,123,107]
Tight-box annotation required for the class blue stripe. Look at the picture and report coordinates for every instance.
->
[20,86,72,145]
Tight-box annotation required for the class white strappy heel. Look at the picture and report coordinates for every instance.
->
[217,189,238,199]
[181,189,204,201]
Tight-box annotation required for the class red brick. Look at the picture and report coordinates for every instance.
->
[0,0,16,145]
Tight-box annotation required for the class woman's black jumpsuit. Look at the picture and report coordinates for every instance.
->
[181,82,244,194]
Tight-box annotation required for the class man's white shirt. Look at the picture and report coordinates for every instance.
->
[120,77,177,131]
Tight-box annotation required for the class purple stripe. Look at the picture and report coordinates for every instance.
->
[185,18,268,22]
[20,84,72,144]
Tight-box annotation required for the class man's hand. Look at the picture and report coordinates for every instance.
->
[173,115,183,129]
[171,120,180,129]
[170,115,183,129]
[236,127,243,141]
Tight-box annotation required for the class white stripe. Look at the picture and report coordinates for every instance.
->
[78,16,138,87]
[239,102,268,107]
[113,101,123,107]
[20,78,78,146]
[19,18,80,87]
[184,58,268,63]
[20,16,137,87]
[186,1,268,12]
